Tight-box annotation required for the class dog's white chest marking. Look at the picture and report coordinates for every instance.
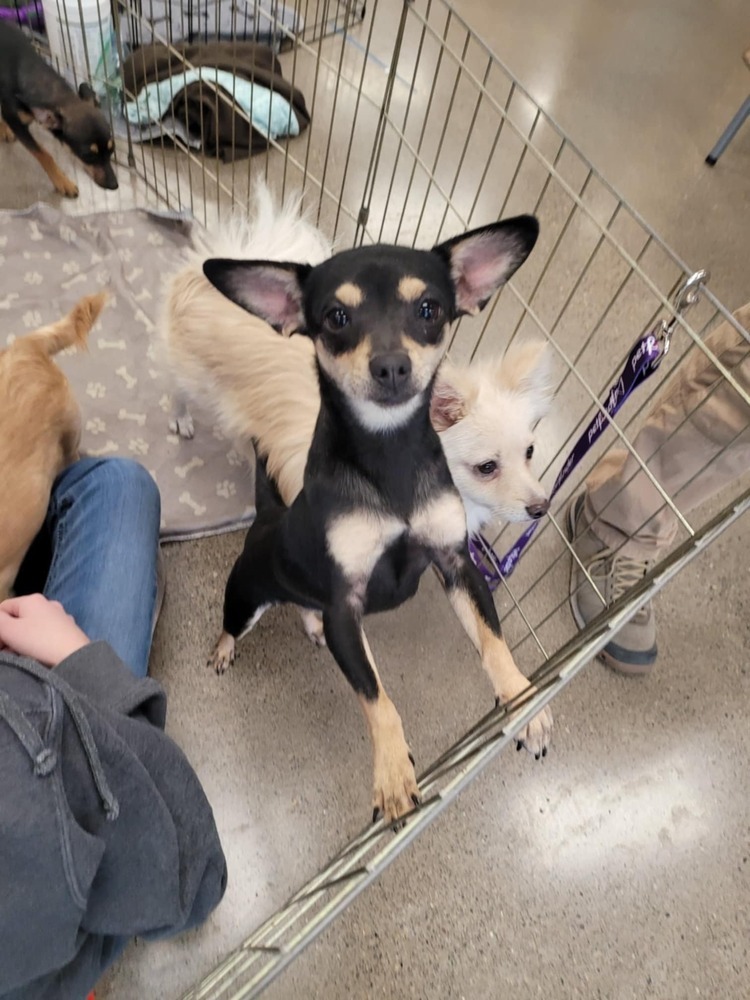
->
[409,492,467,550]
[327,511,404,582]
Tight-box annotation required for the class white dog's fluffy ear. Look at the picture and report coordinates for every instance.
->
[496,340,555,423]
[431,362,478,431]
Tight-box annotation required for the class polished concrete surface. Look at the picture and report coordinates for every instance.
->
[2,1,749,998]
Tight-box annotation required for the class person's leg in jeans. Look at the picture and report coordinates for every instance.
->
[14,457,161,678]
[568,303,750,674]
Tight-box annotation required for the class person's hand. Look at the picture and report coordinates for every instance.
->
[0,594,90,667]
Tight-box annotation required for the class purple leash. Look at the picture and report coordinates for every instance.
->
[468,270,709,589]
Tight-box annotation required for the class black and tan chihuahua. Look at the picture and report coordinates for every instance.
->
[0,21,117,197]
[203,217,553,824]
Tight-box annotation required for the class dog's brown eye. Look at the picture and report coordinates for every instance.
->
[476,460,497,476]
[526,445,534,461]
[418,299,441,322]
[325,307,350,331]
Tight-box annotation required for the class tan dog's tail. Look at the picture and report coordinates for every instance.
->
[25,292,110,356]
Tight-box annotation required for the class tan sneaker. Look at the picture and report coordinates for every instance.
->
[566,494,657,675]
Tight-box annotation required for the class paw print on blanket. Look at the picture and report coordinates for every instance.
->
[216,480,237,499]
[86,417,107,435]
[129,438,150,456]
[22,310,42,328]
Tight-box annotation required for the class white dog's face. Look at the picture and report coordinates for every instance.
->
[431,341,554,535]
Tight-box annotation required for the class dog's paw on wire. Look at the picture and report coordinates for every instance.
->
[371,751,421,827]
[495,689,552,761]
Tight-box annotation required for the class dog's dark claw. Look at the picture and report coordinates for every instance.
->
[535,752,540,761]
[495,696,501,708]
[411,793,421,808]
[542,746,548,758]
[372,807,383,824]
[516,740,523,752]
[408,751,415,767]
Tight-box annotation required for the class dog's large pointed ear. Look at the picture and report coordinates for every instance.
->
[78,82,101,108]
[434,215,539,316]
[430,362,478,431]
[497,339,555,423]
[203,259,311,332]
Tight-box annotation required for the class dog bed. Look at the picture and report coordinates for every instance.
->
[0,203,256,540]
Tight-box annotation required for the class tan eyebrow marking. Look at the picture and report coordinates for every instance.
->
[398,274,427,302]
[335,282,364,308]
[106,139,114,150]
[90,143,99,154]
[398,276,427,302]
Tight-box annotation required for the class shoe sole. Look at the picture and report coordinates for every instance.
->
[565,495,656,677]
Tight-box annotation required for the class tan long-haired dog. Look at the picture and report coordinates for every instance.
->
[0,292,108,599]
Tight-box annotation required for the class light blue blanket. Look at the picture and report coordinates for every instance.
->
[124,67,300,140]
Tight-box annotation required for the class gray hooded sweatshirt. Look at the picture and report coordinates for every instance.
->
[0,642,227,999]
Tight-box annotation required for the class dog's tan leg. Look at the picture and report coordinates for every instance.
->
[0,120,16,143]
[436,554,552,758]
[322,598,419,823]
[450,588,552,755]
[356,631,419,823]
[29,146,79,198]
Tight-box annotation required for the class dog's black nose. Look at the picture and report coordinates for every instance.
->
[526,498,550,520]
[369,352,412,392]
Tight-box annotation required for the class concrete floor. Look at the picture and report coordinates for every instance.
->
[2,1,749,998]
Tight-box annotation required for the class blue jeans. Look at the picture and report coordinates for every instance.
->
[15,458,161,678]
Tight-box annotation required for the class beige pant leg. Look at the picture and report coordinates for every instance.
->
[584,303,750,560]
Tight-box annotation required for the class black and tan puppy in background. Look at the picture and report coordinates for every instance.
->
[203,218,553,824]
[0,21,118,197]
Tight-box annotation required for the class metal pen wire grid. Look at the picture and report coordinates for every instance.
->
[26,0,750,995]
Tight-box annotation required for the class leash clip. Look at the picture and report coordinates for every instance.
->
[659,268,710,357]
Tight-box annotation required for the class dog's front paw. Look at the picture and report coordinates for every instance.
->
[516,704,553,760]
[55,175,79,198]
[497,690,553,760]
[372,743,420,826]
[208,631,235,675]
[169,413,195,439]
